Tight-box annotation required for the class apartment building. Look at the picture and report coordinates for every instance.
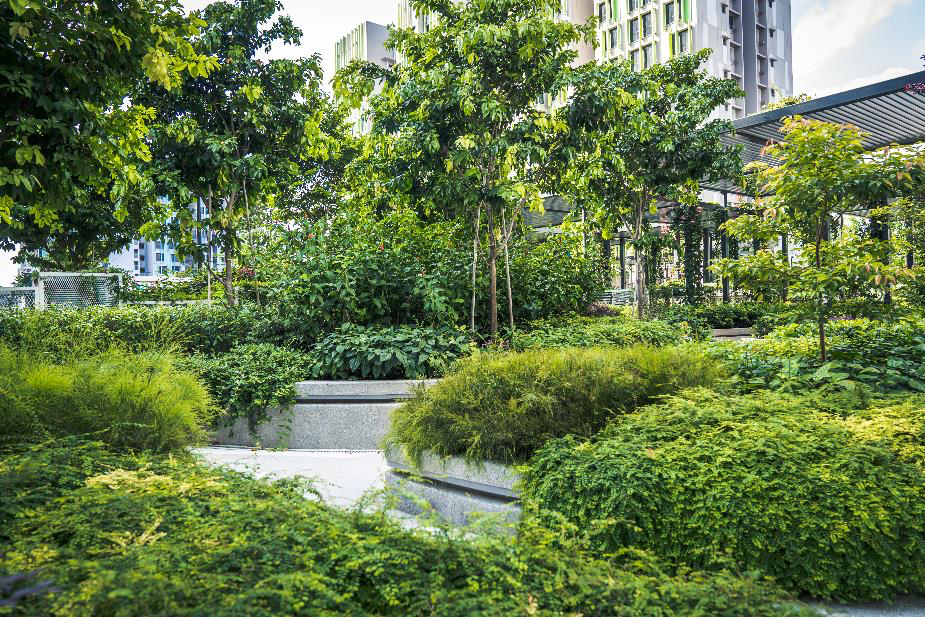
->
[595,0,793,117]
[334,21,397,134]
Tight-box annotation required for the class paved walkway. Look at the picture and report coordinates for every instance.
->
[196,446,925,618]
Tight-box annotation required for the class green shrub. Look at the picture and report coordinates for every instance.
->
[718,319,925,393]
[386,346,724,465]
[511,315,685,351]
[309,324,474,380]
[521,388,926,602]
[0,348,210,452]
[0,441,813,616]
[650,302,779,339]
[178,344,311,429]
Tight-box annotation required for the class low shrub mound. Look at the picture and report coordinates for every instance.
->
[179,343,311,430]
[386,346,724,465]
[0,347,211,452]
[651,302,778,338]
[0,441,813,617]
[521,388,926,602]
[511,315,685,350]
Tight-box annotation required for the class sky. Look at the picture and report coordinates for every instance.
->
[0,0,924,285]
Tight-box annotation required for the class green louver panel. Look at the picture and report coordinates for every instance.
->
[681,0,690,22]
[612,0,619,19]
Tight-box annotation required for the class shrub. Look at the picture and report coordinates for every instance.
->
[718,319,925,393]
[0,441,813,616]
[178,344,311,429]
[309,324,474,380]
[385,346,724,465]
[0,348,210,452]
[511,315,685,351]
[650,302,779,339]
[521,388,926,602]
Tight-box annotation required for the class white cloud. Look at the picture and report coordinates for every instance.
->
[794,0,912,81]
[813,66,921,98]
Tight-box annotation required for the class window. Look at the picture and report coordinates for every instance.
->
[664,1,674,26]
[642,44,653,68]
[677,30,688,53]
[630,49,640,70]
[155,252,163,261]
[629,19,639,43]
[609,27,618,48]
[628,0,639,11]
[641,11,652,36]
[598,2,606,22]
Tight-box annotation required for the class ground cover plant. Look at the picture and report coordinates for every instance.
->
[0,347,210,452]
[385,345,724,465]
[521,388,926,602]
[0,440,814,617]
[511,314,686,350]
[650,302,780,339]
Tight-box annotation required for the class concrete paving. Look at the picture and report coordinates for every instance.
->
[813,595,925,617]
[194,446,389,509]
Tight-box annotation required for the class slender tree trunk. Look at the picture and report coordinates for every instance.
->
[470,208,481,333]
[633,194,650,319]
[501,208,514,332]
[207,188,213,304]
[224,242,236,307]
[815,221,826,362]
[486,203,498,338]
[243,181,261,308]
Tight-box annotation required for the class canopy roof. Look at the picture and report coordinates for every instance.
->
[702,71,927,194]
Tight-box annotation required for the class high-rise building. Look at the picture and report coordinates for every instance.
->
[334,21,397,134]
[594,0,792,117]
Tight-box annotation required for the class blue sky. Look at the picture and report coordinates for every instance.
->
[0,0,924,284]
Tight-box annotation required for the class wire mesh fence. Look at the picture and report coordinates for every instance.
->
[0,273,122,310]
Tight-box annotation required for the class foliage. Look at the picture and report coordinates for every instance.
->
[309,325,473,381]
[651,302,778,339]
[338,0,595,335]
[178,343,309,430]
[760,93,812,111]
[386,346,723,465]
[0,0,217,260]
[511,315,685,350]
[717,319,925,394]
[0,441,812,617]
[142,0,344,305]
[715,117,925,360]
[521,388,925,602]
[553,50,743,317]
[0,348,210,452]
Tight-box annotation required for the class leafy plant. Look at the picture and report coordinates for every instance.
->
[386,345,724,465]
[0,441,813,616]
[309,324,474,380]
[521,388,925,602]
[511,315,685,350]
[650,302,779,339]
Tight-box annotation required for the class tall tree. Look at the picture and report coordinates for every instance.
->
[714,117,924,360]
[553,50,743,317]
[143,0,338,305]
[337,0,592,337]
[0,0,217,267]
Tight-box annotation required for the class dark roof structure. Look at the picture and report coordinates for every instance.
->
[702,71,926,194]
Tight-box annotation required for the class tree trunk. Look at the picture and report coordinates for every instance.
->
[502,208,514,332]
[470,208,480,333]
[633,194,650,319]
[224,242,236,307]
[815,222,826,362]
[486,203,498,338]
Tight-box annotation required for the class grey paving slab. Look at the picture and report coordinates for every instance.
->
[815,595,925,617]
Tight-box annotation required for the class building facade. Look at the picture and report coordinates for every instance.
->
[334,21,397,134]
[594,0,793,117]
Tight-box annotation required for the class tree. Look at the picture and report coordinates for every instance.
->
[142,0,338,305]
[0,0,217,265]
[337,0,592,337]
[553,50,743,317]
[714,117,924,361]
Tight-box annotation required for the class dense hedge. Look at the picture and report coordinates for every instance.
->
[0,347,210,452]
[719,319,925,393]
[386,346,724,465]
[0,441,813,616]
[521,388,926,602]
[511,315,685,350]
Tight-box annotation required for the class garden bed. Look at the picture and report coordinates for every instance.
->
[213,380,434,450]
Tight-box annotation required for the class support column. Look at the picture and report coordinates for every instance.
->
[721,194,730,303]
[619,236,627,289]
[780,234,789,301]
[702,227,711,284]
